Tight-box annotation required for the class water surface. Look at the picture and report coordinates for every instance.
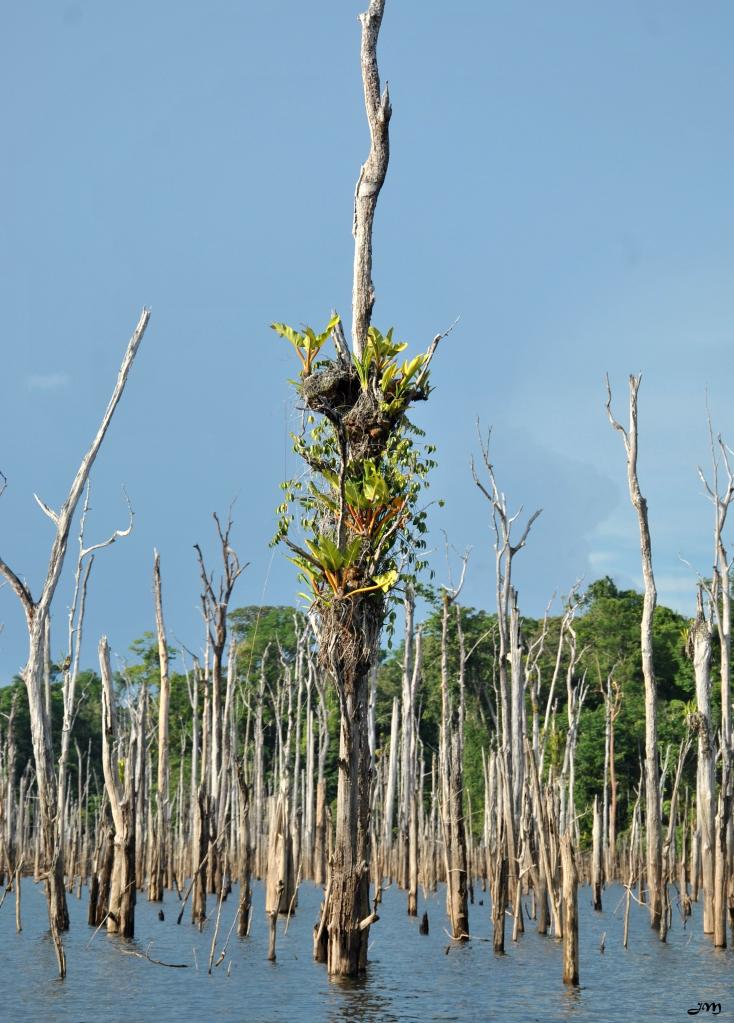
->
[0,879,731,1022]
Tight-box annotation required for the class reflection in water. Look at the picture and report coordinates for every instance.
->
[561,982,583,1019]
[0,880,731,1023]
[326,975,399,1023]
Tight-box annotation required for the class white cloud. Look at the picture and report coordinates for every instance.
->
[588,549,617,569]
[26,373,71,392]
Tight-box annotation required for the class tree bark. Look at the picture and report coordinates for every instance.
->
[351,0,391,361]
[560,834,579,985]
[99,637,137,938]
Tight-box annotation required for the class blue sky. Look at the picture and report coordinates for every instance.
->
[1,1,733,677]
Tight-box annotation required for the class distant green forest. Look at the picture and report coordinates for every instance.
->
[0,577,700,842]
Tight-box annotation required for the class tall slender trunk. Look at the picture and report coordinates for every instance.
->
[607,375,662,929]
[99,637,137,938]
[327,638,376,976]
[691,590,714,932]
[149,551,170,901]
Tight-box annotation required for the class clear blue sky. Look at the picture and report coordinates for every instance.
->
[2,1,733,677]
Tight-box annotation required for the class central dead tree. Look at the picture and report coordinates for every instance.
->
[273,0,449,978]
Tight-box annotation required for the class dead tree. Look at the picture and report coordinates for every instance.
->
[439,555,470,941]
[98,637,137,937]
[0,308,149,975]
[265,785,289,960]
[472,439,540,823]
[235,758,253,936]
[57,484,133,867]
[401,599,422,916]
[274,0,449,977]
[591,795,603,911]
[560,834,579,985]
[149,550,170,901]
[606,374,663,930]
[600,667,622,879]
[689,588,715,933]
[194,512,246,895]
[698,428,734,754]
[312,666,330,887]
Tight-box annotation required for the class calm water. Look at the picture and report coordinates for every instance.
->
[0,878,732,1022]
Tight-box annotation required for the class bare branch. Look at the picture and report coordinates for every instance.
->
[330,311,351,365]
[414,315,460,391]
[604,372,630,452]
[80,487,134,558]
[33,493,59,526]
[511,507,543,556]
[0,557,34,622]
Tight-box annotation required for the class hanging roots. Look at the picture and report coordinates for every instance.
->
[318,592,382,686]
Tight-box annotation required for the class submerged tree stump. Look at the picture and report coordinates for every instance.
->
[560,834,579,986]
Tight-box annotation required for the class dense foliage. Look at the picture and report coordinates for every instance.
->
[0,578,698,843]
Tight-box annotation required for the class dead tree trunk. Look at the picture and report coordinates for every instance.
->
[606,374,662,930]
[58,485,132,877]
[382,696,399,881]
[690,588,715,933]
[591,795,603,911]
[191,785,209,928]
[99,637,137,938]
[265,786,289,961]
[194,513,246,898]
[235,760,253,937]
[149,550,170,901]
[473,441,540,907]
[601,669,622,879]
[439,568,470,942]
[560,834,579,985]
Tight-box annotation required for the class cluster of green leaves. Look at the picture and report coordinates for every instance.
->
[352,326,429,415]
[271,314,436,617]
[272,314,340,377]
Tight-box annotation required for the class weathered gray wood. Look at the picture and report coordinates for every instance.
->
[606,375,662,930]
[149,550,170,901]
[351,0,391,361]
[560,834,579,985]
[98,637,137,938]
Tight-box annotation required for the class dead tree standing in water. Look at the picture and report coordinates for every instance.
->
[606,375,663,931]
[472,436,540,914]
[272,0,449,978]
[0,308,149,976]
[194,512,247,897]
[99,637,137,938]
[149,550,170,901]
[439,556,470,941]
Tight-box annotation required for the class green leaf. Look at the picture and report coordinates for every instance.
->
[271,321,306,353]
[372,569,399,592]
